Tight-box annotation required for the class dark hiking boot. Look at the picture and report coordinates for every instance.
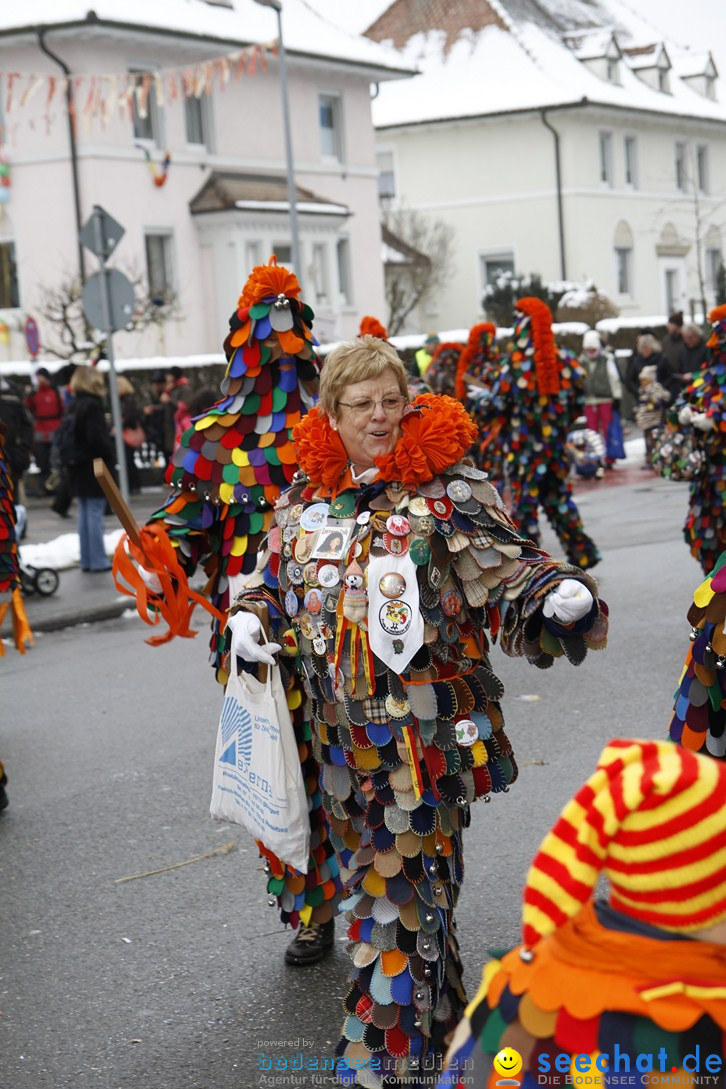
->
[284,919,335,966]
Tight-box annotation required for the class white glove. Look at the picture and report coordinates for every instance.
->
[138,565,162,594]
[691,412,714,432]
[226,611,281,665]
[543,579,594,624]
[678,405,693,426]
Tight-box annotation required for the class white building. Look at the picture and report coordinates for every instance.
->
[0,0,412,364]
[366,0,726,332]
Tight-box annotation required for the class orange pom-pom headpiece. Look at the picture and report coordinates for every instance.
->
[359,315,388,340]
[707,303,726,349]
[455,322,497,400]
[514,296,560,395]
[238,254,302,309]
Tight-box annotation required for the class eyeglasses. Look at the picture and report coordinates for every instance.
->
[336,396,407,418]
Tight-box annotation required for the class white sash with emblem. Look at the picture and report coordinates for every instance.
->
[366,551,423,673]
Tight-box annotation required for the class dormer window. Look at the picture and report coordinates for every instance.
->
[706,72,717,100]
[607,56,620,83]
[658,66,670,93]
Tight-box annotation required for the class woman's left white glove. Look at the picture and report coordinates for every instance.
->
[226,611,281,665]
[543,579,593,624]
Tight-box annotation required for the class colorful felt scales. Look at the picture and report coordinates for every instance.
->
[426,342,464,398]
[671,304,726,574]
[0,425,32,655]
[235,395,608,1087]
[483,298,600,570]
[669,549,726,759]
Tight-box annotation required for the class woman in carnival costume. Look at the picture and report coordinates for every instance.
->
[436,738,726,1089]
[481,298,600,570]
[114,258,344,966]
[671,304,726,574]
[455,323,504,492]
[0,421,34,808]
[227,335,608,1087]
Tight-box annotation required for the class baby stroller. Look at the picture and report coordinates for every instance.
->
[15,505,60,596]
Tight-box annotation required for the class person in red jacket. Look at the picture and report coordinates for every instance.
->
[25,367,64,487]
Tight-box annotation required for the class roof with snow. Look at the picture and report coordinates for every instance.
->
[190,172,350,217]
[0,0,414,78]
[365,0,726,127]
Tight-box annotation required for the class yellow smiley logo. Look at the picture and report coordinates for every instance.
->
[494,1047,523,1080]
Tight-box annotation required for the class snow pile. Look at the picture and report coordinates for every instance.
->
[20,528,124,570]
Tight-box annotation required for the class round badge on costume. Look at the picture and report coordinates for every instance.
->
[409,538,431,566]
[379,599,412,636]
[386,514,411,537]
[430,497,453,518]
[303,561,320,586]
[385,694,411,719]
[288,563,304,585]
[455,719,479,747]
[356,510,371,526]
[441,590,463,617]
[446,480,473,503]
[408,497,429,518]
[295,535,314,562]
[318,564,340,588]
[304,588,323,615]
[312,636,327,656]
[383,532,409,556]
[289,504,304,524]
[379,571,407,599]
[284,589,299,617]
[300,502,330,532]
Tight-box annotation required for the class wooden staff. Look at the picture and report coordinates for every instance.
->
[93,458,143,548]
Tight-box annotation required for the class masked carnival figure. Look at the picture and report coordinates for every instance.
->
[455,322,504,492]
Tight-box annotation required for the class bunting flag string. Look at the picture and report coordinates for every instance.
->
[0,42,273,132]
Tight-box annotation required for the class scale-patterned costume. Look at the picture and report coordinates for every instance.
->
[668,549,726,760]
[455,323,504,491]
[233,394,608,1087]
[426,342,464,398]
[671,304,726,574]
[436,739,726,1089]
[481,298,600,570]
[113,259,341,930]
[0,423,32,657]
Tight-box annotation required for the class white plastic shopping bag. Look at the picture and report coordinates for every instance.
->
[210,649,310,873]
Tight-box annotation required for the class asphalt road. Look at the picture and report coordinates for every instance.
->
[1,473,701,1089]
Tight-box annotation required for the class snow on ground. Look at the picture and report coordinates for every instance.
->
[20,528,124,571]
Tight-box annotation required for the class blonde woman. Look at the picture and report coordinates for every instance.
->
[68,366,115,572]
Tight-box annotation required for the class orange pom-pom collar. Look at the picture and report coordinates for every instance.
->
[515,296,560,395]
[293,394,477,494]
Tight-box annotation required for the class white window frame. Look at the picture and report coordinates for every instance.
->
[312,242,330,307]
[606,56,620,84]
[0,238,20,309]
[697,144,709,195]
[478,248,516,295]
[336,236,353,306]
[272,241,293,272]
[144,230,176,304]
[184,91,213,151]
[614,246,633,298]
[245,241,262,271]
[706,247,723,293]
[129,67,163,147]
[376,148,396,200]
[318,92,344,162]
[624,135,638,188]
[675,142,687,192]
[598,130,613,187]
[658,66,670,94]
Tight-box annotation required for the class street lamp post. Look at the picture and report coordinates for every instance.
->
[252,0,303,291]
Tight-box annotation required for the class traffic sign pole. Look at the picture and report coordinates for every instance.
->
[89,206,129,500]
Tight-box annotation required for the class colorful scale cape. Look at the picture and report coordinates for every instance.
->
[0,426,32,655]
[454,323,505,491]
[435,900,726,1089]
[235,395,608,1087]
[669,548,726,759]
[426,342,464,398]
[671,309,726,574]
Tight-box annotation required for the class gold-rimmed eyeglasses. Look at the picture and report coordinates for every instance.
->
[336,396,407,418]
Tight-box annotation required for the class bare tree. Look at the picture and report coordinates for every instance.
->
[383,206,455,335]
[38,265,181,361]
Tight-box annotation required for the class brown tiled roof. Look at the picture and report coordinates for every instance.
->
[365,0,507,53]
[189,172,349,214]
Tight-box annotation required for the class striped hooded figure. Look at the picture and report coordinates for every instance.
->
[436,738,726,1089]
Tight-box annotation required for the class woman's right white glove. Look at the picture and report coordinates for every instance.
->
[226,611,281,665]
[678,405,693,426]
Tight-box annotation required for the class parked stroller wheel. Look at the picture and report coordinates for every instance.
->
[33,568,60,596]
[20,569,36,596]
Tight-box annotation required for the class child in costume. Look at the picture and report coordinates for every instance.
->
[113,259,343,966]
[480,298,600,570]
[565,419,605,480]
[635,364,670,467]
[672,304,726,574]
[436,738,726,1089]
